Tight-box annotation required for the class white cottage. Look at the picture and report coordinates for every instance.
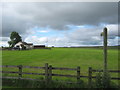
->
[14,42,33,50]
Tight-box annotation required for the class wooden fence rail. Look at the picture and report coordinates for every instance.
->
[92,69,120,73]
[1,63,120,86]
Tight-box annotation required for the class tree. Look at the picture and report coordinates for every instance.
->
[8,31,22,48]
[8,41,12,47]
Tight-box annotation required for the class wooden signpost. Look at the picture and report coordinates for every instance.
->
[103,27,108,73]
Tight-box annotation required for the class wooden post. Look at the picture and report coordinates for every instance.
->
[49,65,52,82]
[103,27,108,73]
[77,66,80,83]
[18,65,22,78]
[88,67,92,88]
[45,63,49,84]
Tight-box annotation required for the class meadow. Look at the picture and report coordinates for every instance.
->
[2,47,119,83]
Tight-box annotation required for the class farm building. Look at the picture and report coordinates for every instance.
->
[14,42,33,50]
[34,45,46,49]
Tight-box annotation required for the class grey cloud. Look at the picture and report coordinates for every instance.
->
[68,27,102,40]
[0,37,9,41]
[65,27,103,45]
[106,24,119,39]
[2,2,118,37]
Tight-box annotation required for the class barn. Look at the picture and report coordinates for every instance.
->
[34,45,46,49]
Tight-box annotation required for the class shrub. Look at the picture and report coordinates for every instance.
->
[95,72,103,88]
[95,72,111,88]
[102,72,111,88]
[2,78,85,88]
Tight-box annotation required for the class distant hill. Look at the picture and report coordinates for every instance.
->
[67,45,119,49]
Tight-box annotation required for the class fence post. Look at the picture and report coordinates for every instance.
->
[77,66,80,83]
[18,65,22,78]
[45,63,49,84]
[49,65,52,82]
[88,67,92,88]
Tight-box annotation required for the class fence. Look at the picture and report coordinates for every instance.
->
[1,63,120,87]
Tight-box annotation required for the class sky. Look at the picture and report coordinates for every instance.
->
[0,2,119,47]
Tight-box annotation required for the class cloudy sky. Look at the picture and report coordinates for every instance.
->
[0,2,119,47]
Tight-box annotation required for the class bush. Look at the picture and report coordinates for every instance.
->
[102,72,111,88]
[2,78,85,88]
[95,72,103,88]
[95,72,113,88]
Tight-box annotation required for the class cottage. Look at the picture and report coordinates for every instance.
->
[14,42,33,50]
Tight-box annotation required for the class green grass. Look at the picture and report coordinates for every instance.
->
[2,48,119,83]
[2,48,118,69]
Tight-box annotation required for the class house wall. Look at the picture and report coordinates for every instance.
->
[14,43,22,50]
[14,42,34,50]
[25,45,33,49]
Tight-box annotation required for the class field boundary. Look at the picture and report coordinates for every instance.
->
[1,63,120,87]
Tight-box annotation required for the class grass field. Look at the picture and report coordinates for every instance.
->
[2,47,119,83]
